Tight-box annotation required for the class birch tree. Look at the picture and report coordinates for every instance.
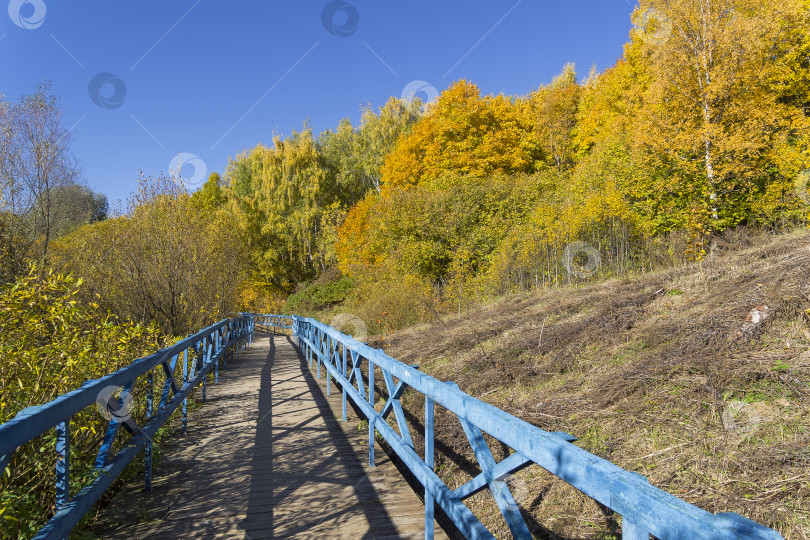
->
[0,83,80,264]
[630,0,809,234]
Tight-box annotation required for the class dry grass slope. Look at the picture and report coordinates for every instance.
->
[371,229,810,540]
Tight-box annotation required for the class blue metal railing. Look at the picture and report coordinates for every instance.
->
[250,313,293,334]
[251,313,783,540]
[2,311,784,539]
[0,315,254,540]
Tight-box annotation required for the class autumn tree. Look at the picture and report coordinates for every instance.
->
[192,172,228,210]
[628,0,810,236]
[29,184,107,238]
[353,97,423,193]
[226,128,335,292]
[53,175,246,336]
[380,80,544,190]
[528,63,582,172]
[0,83,80,261]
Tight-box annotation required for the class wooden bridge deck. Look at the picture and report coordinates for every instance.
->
[93,332,446,539]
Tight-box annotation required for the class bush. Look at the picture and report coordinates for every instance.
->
[348,269,439,334]
[282,276,356,315]
[51,175,247,336]
[0,266,164,538]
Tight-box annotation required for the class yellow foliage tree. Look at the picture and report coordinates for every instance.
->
[527,63,583,172]
[627,0,810,235]
[53,174,246,336]
[380,80,543,190]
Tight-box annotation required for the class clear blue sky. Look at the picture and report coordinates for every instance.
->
[1,1,636,203]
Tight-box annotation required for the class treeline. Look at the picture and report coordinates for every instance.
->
[53,175,245,336]
[3,0,810,333]
[1,84,245,337]
[224,0,810,327]
[226,98,422,295]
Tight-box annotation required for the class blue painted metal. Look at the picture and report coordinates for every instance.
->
[214,339,219,383]
[453,384,531,539]
[257,313,783,540]
[342,345,348,422]
[54,420,69,510]
[218,329,225,369]
[93,381,135,469]
[182,348,188,434]
[9,308,780,539]
[381,370,413,448]
[425,395,434,540]
[0,316,253,540]
[454,451,531,501]
[325,336,331,396]
[201,350,207,403]
[145,371,153,492]
[291,316,492,538]
[622,516,649,540]
[368,359,375,467]
[316,340,321,379]
[158,354,180,410]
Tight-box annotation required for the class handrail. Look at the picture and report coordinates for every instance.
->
[0,315,255,540]
[248,313,783,540]
[246,313,293,333]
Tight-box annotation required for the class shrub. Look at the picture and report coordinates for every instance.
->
[0,266,164,538]
[282,276,356,315]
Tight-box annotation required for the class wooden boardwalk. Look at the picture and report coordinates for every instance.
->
[94,332,446,539]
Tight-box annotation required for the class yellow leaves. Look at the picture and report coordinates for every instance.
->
[336,192,378,276]
[618,0,810,234]
[380,80,542,191]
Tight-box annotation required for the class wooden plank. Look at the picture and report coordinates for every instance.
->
[92,334,450,539]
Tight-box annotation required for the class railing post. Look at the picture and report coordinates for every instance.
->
[227,325,233,364]
[342,344,348,422]
[622,518,649,540]
[219,329,225,369]
[425,396,435,539]
[55,420,70,511]
[368,360,375,467]
[145,371,153,492]
[326,336,331,396]
[213,335,219,384]
[182,347,188,434]
[621,474,651,540]
[201,338,207,404]
[316,332,321,379]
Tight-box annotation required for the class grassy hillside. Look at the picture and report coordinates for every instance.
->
[369,229,810,539]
